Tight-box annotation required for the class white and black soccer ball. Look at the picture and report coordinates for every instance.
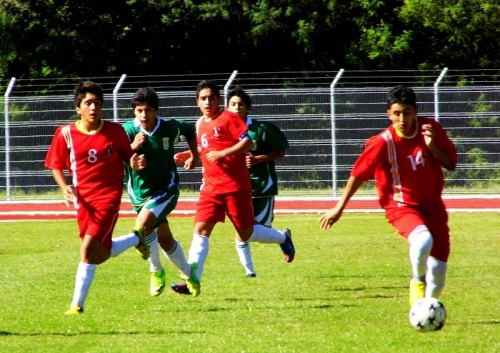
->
[409,297,447,332]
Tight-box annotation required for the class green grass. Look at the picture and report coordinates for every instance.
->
[0,213,499,353]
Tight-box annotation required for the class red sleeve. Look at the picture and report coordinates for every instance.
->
[430,119,458,171]
[351,135,386,181]
[44,125,70,170]
[114,123,135,162]
[224,111,249,140]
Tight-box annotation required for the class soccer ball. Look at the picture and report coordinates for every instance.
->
[409,297,447,332]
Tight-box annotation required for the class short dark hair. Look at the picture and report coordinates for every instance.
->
[196,80,220,99]
[387,85,417,109]
[227,87,251,110]
[74,81,103,108]
[132,87,159,110]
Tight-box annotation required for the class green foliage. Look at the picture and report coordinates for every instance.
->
[2,0,499,78]
[0,213,499,352]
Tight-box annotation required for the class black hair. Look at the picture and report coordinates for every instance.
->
[74,81,103,108]
[132,87,159,110]
[227,87,251,110]
[387,85,417,109]
[196,80,220,99]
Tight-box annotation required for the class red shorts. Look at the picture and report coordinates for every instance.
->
[385,200,450,262]
[76,202,120,250]
[194,191,256,230]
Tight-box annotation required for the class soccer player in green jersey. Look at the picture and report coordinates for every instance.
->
[226,88,290,277]
[122,87,200,296]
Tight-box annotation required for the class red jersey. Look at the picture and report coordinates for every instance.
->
[196,109,252,193]
[352,117,457,209]
[45,120,134,206]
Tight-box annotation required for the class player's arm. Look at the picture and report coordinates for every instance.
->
[50,169,74,207]
[206,135,254,163]
[318,175,364,230]
[130,132,146,151]
[130,152,147,171]
[421,124,454,169]
[246,149,286,167]
[183,137,200,170]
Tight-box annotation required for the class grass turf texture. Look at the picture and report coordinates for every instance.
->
[0,213,498,353]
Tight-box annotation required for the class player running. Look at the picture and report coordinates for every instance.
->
[319,85,457,306]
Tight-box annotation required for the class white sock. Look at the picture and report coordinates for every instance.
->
[110,232,139,257]
[188,234,209,281]
[71,262,96,309]
[408,225,433,281]
[147,230,162,272]
[235,240,255,275]
[426,256,447,299]
[164,239,191,277]
[248,224,286,244]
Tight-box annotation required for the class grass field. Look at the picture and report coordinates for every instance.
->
[0,213,498,353]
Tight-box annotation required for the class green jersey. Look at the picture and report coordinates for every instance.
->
[122,117,196,207]
[246,117,289,197]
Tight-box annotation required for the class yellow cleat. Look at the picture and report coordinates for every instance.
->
[185,263,201,297]
[134,226,150,260]
[64,305,83,315]
[150,269,166,297]
[409,280,426,306]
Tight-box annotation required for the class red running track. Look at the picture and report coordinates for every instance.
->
[0,196,498,221]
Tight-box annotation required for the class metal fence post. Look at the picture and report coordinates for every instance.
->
[330,69,344,197]
[434,67,448,122]
[4,77,16,201]
[224,70,238,107]
[113,74,127,122]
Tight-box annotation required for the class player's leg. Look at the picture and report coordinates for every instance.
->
[229,192,295,263]
[424,204,450,300]
[157,222,191,277]
[387,208,431,306]
[425,256,447,299]
[407,225,433,305]
[135,191,179,296]
[234,197,274,277]
[171,192,221,296]
[66,207,117,314]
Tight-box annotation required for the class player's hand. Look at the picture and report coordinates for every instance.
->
[245,152,258,167]
[181,153,197,170]
[318,207,343,230]
[131,132,146,151]
[174,151,191,165]
[62,185,74,207]
[130,153,147,171]
[206,150,224,162]
[421,124,435,147]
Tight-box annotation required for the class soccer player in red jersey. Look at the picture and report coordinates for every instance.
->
[319,85,457,307]
[171,80,295,296]
[45,81,149,315]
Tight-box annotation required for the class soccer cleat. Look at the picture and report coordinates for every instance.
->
[279,228,295,263]
[246,273,257,278]
[409,279,426,306]
[150,269,166,297]
[171,263,201,297]
[171,282,192,295]
[134,227,150,260]
[64,305,83,315]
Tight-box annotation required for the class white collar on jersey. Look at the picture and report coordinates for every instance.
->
[133,116,161,136]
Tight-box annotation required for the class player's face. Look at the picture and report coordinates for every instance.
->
[197,88,220,118]
[227,96,249,121]
[134,103,158,131]
[387,103,418,136]
[76,93,102,129]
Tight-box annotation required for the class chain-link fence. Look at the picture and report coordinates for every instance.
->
[1,70,499,200]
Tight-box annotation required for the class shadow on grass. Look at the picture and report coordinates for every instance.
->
[0,328,205,336]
